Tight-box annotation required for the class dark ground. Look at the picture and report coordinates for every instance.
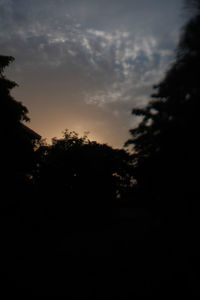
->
[1,197,199,297]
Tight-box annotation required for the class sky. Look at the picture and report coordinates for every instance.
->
[0,0,189,148]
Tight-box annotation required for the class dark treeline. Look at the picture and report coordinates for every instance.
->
[1,0,200,296]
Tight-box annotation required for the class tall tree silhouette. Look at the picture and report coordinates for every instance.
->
[125,0,200,215]
[0,55,40,295]
[0,55,39,208]
[124,2,200,294]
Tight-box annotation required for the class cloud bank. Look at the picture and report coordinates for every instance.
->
[0,0,187,146]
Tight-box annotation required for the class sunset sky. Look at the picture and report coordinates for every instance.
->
[0,0,189,147]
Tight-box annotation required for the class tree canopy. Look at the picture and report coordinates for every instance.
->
[35,130,134,230]
[0,55,40,209]
[125,0,200,213]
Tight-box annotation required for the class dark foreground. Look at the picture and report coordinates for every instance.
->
[1,192,199,297]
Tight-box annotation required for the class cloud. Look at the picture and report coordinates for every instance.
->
[0,0,187,146]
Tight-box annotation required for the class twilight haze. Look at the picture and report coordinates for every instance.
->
[0,0,188,147]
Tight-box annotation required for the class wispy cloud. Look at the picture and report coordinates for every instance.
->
[0,0,186,146]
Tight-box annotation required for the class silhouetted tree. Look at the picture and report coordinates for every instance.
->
[124,2,200,295]
[125,0,200,215]
[0,55,39,208]
[35,130,133,230]
[0,55,42,295]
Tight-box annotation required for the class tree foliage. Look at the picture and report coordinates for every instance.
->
[35,130,133,228]
[125,1,200,212]
[0,55,39,205]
